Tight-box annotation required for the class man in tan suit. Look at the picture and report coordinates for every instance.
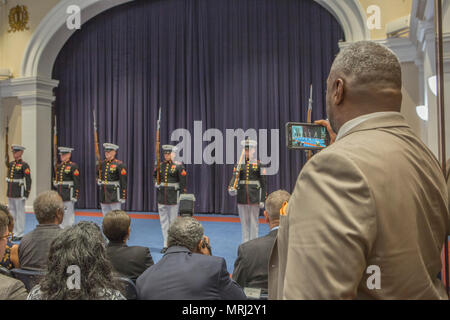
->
[0,210,27,300]
[269,41,449,299]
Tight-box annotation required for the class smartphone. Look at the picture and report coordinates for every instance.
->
[201,238,212,255]
[286,122,330,150]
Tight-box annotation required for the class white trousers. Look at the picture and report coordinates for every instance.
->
[8,198,26,238]
[61,201,75,228]
[237,204,260,243]
[100,202,123,216]
[158,204,179,247]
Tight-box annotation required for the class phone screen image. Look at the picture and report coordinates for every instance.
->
[287,123,329,150]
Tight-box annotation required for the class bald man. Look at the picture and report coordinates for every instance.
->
[269,41,449,300]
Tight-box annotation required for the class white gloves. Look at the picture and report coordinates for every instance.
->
[119,198,126,204]
[228,188,237,196]
[259,202,265,209]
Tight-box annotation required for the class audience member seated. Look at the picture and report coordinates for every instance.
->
[137,217,246,300]
[103,210,154,282]
[233,190,290,294]
[0,204,20,269]
[0,210,28,300]
[18,191,64,270]
[27,221,125,300]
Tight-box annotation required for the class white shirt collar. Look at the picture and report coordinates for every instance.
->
[336,111,402,141]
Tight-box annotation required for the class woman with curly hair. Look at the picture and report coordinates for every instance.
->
[0,204,20,269]
[27,221,125,300]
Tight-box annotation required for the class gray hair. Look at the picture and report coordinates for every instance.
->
[265,190,290,221]
[33,191,64,224]
[167,217,204,252]
[331,41,401,89]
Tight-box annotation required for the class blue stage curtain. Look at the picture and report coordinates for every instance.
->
[52,0,344,214]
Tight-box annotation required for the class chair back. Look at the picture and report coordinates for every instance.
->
[116,277,137,300]
[11,268,47,291]
[0,266,12,278]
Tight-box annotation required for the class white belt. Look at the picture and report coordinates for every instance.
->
[162,183,180,189]
[99,181,120,186]
[239,180,260,187]
[54,181,74,186]
[6,178,24,184]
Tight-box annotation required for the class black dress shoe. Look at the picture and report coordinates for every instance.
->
[160,247,168,254]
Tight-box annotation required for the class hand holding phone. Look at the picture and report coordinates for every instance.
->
[200,236,212,256]
[314,119,337,145]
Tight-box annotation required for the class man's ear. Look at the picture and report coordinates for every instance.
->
[333,78,345,106]
[195,240,203,253]
[57,208,64,224]
[264,211,270,223]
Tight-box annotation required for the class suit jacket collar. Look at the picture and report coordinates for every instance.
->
[165,246,191,255]
[107,241,128,247]
[268,229,278,237]
[339,112,410,141]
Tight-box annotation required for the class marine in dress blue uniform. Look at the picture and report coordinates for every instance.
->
[97,143,128,216]
[228,140,267,243]
[6,145,31,240]
[53,147,80,228]
[153,145,187,253]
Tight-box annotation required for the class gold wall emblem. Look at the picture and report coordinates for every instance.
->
[8,5,30,33]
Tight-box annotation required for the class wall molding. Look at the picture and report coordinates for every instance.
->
[0,76,58,105]
[20,0,369,79]
[314,0,369,42]
[339,37,419,63]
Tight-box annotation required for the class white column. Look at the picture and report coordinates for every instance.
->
[9,77,59,210]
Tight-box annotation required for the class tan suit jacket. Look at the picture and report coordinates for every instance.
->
[0,274,28,300]
[269,113,449,299]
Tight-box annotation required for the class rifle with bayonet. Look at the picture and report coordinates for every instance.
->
[155,108,162,185]
[53,115,58,181]
[93,109,101,180]
[232,147,245,190]
[5,117,9,168]
[306,84,313,161]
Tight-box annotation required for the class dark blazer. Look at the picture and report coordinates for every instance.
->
[232,229,278,293]
[136,246,247,300]
[18,224,62,270]
[106,242,154,282]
